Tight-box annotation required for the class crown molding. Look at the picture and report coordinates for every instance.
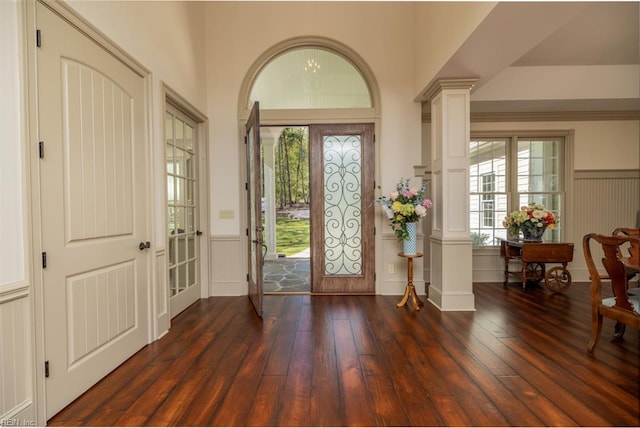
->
[419,78,479,103]
[574,169,640,180]
[422,109,640,123]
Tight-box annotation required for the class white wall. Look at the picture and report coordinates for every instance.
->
[0,0,26,289]
[1,1,34,423]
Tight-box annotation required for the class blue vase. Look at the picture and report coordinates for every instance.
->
[403,222,418,254]
[520,222,546,242]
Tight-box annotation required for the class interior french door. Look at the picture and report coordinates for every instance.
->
[166,105,201,317]
[246,102,264,316]
[309,124,375,293]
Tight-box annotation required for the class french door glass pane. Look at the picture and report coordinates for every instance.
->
[323,134,362,275]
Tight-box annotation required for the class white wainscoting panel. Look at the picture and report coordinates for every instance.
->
[210,236,245,296]
[571,171,640,281]
[0,289,32,420]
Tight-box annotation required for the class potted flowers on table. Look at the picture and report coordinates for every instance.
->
[503,202,557,241]
[377,178,433,254]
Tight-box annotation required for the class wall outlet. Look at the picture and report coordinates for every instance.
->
[388,263,395,274]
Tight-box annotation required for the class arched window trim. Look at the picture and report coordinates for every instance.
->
[238,36,381,122]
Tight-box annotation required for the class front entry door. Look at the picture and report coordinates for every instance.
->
[36,2,149,417]
[246,102,263,316]
[310,124,375,293]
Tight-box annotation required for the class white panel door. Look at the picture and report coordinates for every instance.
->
[36,3,150,418]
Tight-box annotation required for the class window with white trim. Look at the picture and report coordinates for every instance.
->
[470,134,565,246]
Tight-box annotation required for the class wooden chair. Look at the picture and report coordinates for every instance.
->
[613,227,640,274]
[611,228,640,338]
[583,233,640,353]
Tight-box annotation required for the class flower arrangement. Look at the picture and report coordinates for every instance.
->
[377,178,433,240]
[503,202,557,237]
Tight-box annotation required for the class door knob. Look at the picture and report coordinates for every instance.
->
[139,241,150,251]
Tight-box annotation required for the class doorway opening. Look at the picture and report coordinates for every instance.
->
[262,126,311,293]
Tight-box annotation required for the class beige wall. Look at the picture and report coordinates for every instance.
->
[413,1,497,96]
[472,120,640,170]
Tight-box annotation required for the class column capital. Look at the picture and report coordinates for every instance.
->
[420,78,479,103]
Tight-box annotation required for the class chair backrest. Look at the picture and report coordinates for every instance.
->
[612,227,640,260]
[583,233,639,312]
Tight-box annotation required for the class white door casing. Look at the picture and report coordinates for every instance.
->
[36,2,150,417]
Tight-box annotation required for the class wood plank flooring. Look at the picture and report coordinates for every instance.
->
[49,282,640,426]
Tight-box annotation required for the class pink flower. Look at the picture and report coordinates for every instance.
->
[422,199,433,208]
[389,191,399,200]
[402,190,413,198]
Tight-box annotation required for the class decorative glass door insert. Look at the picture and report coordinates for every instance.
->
[310,124,374,293]
[323,135,363,275]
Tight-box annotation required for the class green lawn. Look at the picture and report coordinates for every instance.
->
[275,216,310,256]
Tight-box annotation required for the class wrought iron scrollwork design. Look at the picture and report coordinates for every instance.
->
[323,135,362,275]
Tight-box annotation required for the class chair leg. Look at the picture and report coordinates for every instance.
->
[588,312,603,353]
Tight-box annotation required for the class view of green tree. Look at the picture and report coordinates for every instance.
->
[274,127,309,208]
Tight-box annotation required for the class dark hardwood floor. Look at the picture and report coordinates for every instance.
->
[49,281,639,427]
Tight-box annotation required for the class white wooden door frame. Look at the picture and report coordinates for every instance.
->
[163,85,210,321]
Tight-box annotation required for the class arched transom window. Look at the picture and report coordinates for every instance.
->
[249,47,372,109]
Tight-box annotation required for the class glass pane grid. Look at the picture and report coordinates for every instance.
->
[166,110,199,297]
[471,136,564,244]
[469,139,508,246]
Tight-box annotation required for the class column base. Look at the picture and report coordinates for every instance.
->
[427,286,475,311]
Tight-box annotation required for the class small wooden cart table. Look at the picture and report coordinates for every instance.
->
[500,239,575,292]
[397,252,424,310]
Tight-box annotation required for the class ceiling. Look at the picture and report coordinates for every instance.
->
[428,1,639,115]
[513,2,638,67]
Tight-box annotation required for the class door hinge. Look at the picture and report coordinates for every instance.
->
[374,227,376,236]
[42,252,47,268]
[246,273,249,282]
[36,29,41,48]
[245,182,248,190]
[44,361,50,378]
[39,141,44,159]
[246,228,249,236]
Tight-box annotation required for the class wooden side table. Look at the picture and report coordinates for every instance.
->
[397,252,424,310]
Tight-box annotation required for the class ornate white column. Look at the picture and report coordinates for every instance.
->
[424,79,477,311]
